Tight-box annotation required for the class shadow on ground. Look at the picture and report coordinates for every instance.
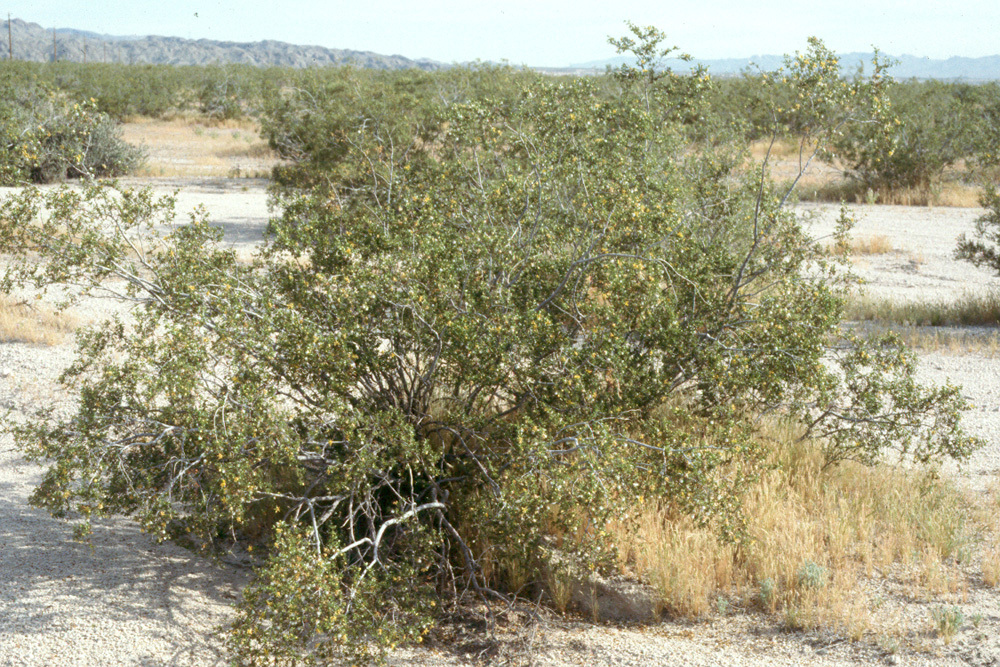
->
[0,453,247,665]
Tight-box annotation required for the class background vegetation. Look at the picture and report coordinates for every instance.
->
[3,47,999,195]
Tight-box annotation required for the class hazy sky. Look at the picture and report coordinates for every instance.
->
[10,1,999,67]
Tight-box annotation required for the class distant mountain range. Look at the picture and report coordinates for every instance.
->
[2,18,445,70]
[5,17,1000,80]
[572,53,1000,81]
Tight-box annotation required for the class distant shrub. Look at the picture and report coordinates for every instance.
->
[832,79,989,192]
[198,78,244,120]
[0,82,143,184]
[259,64,535,190]
[955,184,1000,275]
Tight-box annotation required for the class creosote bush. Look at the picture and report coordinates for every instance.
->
[956,183,1000,275]
[0,77,143,184]
[0,26,976,665]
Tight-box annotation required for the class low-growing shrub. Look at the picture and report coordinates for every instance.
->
[0,79,143,184]
[797,560,828,589]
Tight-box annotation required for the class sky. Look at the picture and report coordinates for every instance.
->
[9,1,1000,67]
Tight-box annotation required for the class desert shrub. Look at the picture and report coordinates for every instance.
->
[708,68,1000,187]
[706,76,781,142]
[259,64,534,190]
[832,79,990,192]
[198,75,245,120]
[956,184,1000,273]
[0,60,288,121]
[78,64,184,119]
[195,64,280,121]
[24,61,189,120]
[966,83,1000,173]
[0,27,975,664]
[0,79,143,184]
[259,66,436,187]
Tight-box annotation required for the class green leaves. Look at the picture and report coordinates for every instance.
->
[956,184,1000,273]
[0,80,143,184]
[0,32,979,665]
[803,333,976,466]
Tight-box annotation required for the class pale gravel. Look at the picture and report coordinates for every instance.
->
[801,202,995,303]
[2,185,1000,666]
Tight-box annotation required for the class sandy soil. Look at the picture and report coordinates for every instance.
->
[2,182,999,666]
[803,203,996,304]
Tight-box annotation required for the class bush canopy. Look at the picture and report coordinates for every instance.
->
[0,26,975,665]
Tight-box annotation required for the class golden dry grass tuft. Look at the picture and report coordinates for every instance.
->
[621,507,735,618]
[976,482,1000,588]
[826,234,893,257]
[749,138,807,162]
[981,541,1000,588]
[0,296,77,345]
[796,178,982,208]
[610,421,974,640]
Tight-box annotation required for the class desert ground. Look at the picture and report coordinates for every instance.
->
[2,165,1000,665]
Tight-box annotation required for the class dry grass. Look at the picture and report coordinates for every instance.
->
[981,540,1000,587]
[751,142,985,208]
[610,421,974,640]
[748,139,844,193]
[976,482,1000,588]
[749,138,807,162]
[0,296,77,345]
[622,508,736,618]
[796,178,982,208]
[120,116,281,179]
[826,234,893,257]
[872,326,1000,356]
[845,292,1000,328]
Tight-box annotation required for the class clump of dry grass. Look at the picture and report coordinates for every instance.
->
[0,296,77,345]
[872,326,1000,356]
[216,141,276,160]
[610,420,973,640]
[981,541,1000,587]
[749,138,806,162]
[797,178,982,208]
[826,234,893,257]
[976,481,1000,588]
[845,292,1000,327]
[621,507,735,618]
